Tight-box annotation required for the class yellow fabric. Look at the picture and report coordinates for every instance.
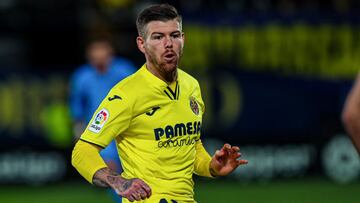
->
[80,64,210,201]
[168,80,177,91]
[194,140,213,177]
[71,140,108,183]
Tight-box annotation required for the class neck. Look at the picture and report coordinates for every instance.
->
[146,62,177,84]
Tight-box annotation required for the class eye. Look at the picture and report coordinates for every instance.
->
[152,35,163,40]
[171,33,181,39]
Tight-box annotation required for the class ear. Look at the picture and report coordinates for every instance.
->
[136,36,145,54]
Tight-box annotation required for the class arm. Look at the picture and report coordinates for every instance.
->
[194,140,213,177]
[193,82,247,176]
[71,140,151,202]
[342,74,360,153]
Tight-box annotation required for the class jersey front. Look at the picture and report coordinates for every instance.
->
[80,65,205,202]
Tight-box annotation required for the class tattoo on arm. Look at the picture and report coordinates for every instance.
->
[106,177,134,192]
[92,167,136,194]
[93,168,118,187]
[93,177,109,187]
[120,179,134,192]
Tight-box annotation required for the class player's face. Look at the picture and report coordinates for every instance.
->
[137,19,184,79]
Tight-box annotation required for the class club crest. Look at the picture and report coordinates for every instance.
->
[189,96,199,115]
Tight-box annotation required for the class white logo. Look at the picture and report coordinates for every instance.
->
[88,109,109,133]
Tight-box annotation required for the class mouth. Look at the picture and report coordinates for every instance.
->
[163,52,176,62]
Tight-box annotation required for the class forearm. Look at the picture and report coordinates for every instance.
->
[93,168,152,203]
[93,167,120,187]
[194,140,213,177]
[71,140,108,183]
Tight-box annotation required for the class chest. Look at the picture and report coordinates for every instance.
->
[128,96,203,142]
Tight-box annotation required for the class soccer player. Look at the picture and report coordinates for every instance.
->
[69,38,136,203]
[342,73,360,153]
[72,4,248,203]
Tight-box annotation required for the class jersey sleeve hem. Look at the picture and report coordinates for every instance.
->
[79,137,107,148]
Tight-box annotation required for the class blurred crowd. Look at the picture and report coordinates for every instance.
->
[1,0,359,72]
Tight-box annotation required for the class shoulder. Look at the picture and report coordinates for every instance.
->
[108,68,144,98]
[178,68,201,88]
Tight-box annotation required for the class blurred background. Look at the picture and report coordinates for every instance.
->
[1,0,360,202]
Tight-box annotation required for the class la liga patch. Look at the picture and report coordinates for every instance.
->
[88,109,109,133]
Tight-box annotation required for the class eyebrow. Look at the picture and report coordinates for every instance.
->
[151,31,181,36]
[151,32,164,36]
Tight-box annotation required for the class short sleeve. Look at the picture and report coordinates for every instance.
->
[80,88,132,148]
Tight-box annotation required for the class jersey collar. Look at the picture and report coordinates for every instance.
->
[140,64,180,88]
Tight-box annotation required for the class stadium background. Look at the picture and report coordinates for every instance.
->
[1,0,360,202]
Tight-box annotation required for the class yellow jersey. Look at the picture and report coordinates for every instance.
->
[80,64,212,203]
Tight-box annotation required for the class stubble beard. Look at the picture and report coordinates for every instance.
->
[148,50,183,83]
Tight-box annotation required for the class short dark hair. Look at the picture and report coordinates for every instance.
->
[136,4,182,38]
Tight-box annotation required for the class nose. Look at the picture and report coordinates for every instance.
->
[164,36,173,48]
